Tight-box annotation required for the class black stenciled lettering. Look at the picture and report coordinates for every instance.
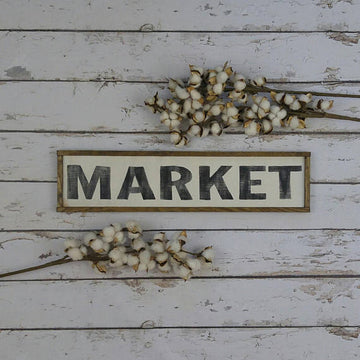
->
[268,166,302,199]
[117,167,155,200]
[199,166,233,200]
[67,165,111,200]
[239,166,266,200]
[160,166,192,200]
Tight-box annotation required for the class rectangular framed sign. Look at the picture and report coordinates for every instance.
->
[57,151,310,212]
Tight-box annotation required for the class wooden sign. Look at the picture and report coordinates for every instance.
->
[57,151,310,212]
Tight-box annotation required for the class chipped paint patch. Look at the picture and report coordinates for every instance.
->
[5,66,32,80]
[328,33,360,46]
[328,327,360,340]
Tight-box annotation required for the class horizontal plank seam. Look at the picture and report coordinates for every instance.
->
[2,275,360,283]
[2,79,360,85]
[1,228,359,233]
[0,29,360,34]
[0,325,358,331]
[1,130,360,136]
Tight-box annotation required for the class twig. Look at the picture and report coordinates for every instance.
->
[0,256,72,279]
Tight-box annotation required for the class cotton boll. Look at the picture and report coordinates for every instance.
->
[261,119,273,134]
[186,258,202,272]
[178,265,192,280]
[102,236,115,244]
[113,231,125,244]
[209,104,222,116]
[257,108,267,119]
[200,126,210,137]
[277,109,287,120]
[158,261,171,273]
[289,100,301,111]
[187,124,202,137]
[139,249,151,265]
[271,92,285,104]
[79,245,88,256]
[191,100,203,110]
[259,97,270,112]
[226,105,238,117]
[102,242,110,254]
[234,80,246,91]
[298,93,312,104]
[284,94,295,105]
[89,238,104,252]
[182,98,192,114]
[126,221,142,235]
[167,239,182,253]
[213,83,223,95]
[190,89,201,100]
[156,98,165,107]
[120,254,128,265]
[168,101,180,113]
[189,65,204,76]
[137,262,147,272]
[189,72,202,86]
[252,76,266,87]
[151,240,165,253]
[270,105,281,115]
[156,252,169,264]
[287,116,306,129]
[83,232,97,246]
[193,111,205,123]
[201,246,215,263]
[132,238,146,251]
[244,120,260,136]
[244,108,256,120]
[147,260,156,271]
[210,121,222,136]
[216,71,228,84]
[170,131,182,145]
[271,117,284,128]
[67,247,84,261]
[176,230,187,244]
[109,259,124,268]
[320,100,333,111]
[64,238,80,249]
[100,226,115,238]
[127,254,140,267]
[175,137,188,147]
[175,86,189,100]
[109,247,123,262]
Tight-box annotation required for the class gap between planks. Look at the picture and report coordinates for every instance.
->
[0,325,357,331]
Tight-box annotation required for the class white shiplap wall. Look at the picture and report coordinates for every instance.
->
[0,1,360,358]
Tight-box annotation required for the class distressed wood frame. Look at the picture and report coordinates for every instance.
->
[57,150,310,213]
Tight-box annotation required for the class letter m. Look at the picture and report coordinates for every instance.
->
[67,165,111,199]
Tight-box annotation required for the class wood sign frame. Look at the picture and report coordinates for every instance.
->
[57,151,310,213]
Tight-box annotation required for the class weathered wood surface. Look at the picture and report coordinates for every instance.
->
[1,82,359,132]
[1,328,360,360]
[0,183,359,230]
[0,0,359,32]
[1,32,360,81]
[1,0,359,357]
[2,133,360,182]
[0,278,359,327]
[0,230,359,280]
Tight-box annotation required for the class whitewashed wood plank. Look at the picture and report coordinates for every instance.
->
[0,278,359,327]
[1,132,359,183]
[0,0,359,31]
[1,328,360,360]
[0,230,359,280]
[1,32,360,81]
[0,183,358,230]
[1,82,359,132]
